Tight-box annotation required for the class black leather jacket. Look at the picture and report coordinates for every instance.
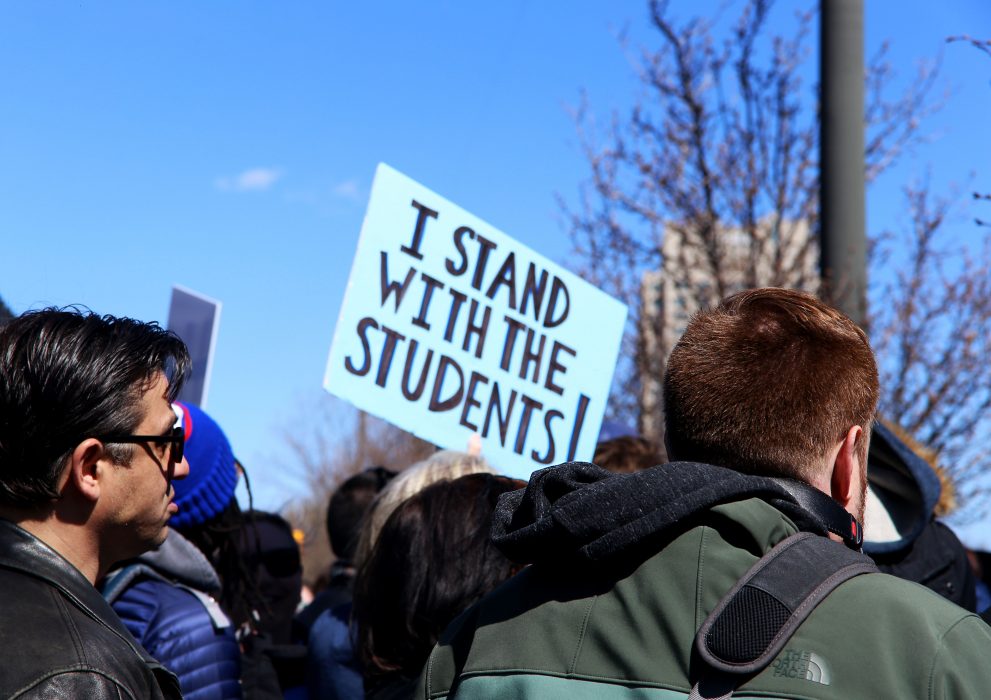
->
[0,519,182,699]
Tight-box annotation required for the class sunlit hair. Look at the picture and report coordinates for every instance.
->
[593,436,666,474]
[0,307,189,507]
[353,450,494,568]
[664,288,878,481]
[353,473,525,684]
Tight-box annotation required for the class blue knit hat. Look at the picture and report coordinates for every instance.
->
[171,402,238,529]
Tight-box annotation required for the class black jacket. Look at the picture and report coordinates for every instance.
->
[0,519,182,700]
[864,421,976,610]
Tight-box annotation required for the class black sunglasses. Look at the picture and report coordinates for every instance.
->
[97,425,185,464]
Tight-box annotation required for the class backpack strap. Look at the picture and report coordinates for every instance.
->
[765,478,865,549]
[689,532,878,699]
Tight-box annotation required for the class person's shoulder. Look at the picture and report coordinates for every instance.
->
[113,576,181,638]
[0,576,158,698]
[421,561,624,697]
[115,577,237,695]
[841,571,991,653]
[0,563,82,641]
[310,602,355,657]
[809,568,983,651]
[10,669,141,700]
[132,577,229,639]
[302,584,351,622]
[760,569,991,698]
[0,560,55,597]
[842,570,977,622]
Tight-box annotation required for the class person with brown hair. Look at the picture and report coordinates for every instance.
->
[663,287,878,516]
[593,435,665,474]
[664,288,879,492]
[421,288,991,700]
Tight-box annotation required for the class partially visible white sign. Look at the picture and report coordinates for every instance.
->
[167,286,221,408]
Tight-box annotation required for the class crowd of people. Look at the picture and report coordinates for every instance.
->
[1,288,990,699]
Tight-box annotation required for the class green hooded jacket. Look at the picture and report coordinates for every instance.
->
[419,495,991,699]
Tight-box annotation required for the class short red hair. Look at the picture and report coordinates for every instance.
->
[664,288,878,481]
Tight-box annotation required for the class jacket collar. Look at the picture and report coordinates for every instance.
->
[103,529,220,605]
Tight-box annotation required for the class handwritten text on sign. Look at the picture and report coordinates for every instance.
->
[324,164,626,479]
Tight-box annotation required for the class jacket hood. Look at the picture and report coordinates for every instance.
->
[863,420,942,555]
[492,461,857,565]
[102,529,220,604]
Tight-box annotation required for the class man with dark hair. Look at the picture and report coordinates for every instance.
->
[327,467,396,564]
[296,466,397,636]
[0,308,190,699]
[421,288,991,699]
[300,466,396,700]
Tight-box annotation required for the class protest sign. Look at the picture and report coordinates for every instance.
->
[324,164,627,479]
[167,285,221,408]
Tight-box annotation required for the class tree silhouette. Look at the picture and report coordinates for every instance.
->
[566,0,991,506]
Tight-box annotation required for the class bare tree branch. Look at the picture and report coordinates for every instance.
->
[947,34,991,58]
[565,0,942,446]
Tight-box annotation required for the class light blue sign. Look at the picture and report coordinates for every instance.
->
[324,164,627,480]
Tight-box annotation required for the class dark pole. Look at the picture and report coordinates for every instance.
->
[820,0,867,327]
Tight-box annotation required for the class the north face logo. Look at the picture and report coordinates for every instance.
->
[771,649,830,685]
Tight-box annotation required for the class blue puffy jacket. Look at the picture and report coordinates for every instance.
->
[103,531,243,700]
[307,602,362,700]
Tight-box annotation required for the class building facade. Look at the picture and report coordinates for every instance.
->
[638,219,817,442]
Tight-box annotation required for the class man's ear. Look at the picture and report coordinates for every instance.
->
[64,439,106,503]
[830,425,864,514]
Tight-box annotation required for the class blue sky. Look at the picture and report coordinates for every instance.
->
[2,1,989,512]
